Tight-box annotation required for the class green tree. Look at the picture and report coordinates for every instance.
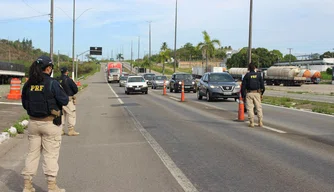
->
[159,42,171,75]
[283,54,297,62]
[320,51,334,59]
[197,31,221,72]
[116,53,124,61]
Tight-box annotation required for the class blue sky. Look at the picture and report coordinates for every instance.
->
[1,0,334,60]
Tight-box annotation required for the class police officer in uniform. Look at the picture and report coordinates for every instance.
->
[59,67,79,136]
[21,56,68,192]
[241,63,265,127]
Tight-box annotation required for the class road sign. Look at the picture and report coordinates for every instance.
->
[90,47,102,55]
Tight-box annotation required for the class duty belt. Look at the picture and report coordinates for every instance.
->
[247,90,260,93]
[30,116,54,122]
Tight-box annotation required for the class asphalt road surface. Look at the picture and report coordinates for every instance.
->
[0,67,334,192]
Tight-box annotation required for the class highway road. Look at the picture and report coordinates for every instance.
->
[1,67,334,191]
[122,62,334,103]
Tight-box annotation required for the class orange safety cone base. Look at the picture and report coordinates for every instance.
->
[7,94,21,100]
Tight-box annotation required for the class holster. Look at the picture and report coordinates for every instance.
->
[72,96,77,105]
[50,109,62,126]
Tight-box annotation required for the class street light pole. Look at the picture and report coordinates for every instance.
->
[148,21,152,73]
[247,0,253,65]
[50,0,54,77]
[72,0,76,80]
[131,40,133,72]
[138,36,140,61]
[173,0,178,73]
[288,48,293,65]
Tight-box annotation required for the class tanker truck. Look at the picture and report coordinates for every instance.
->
[265,66,306,86]
[309,70,321,84]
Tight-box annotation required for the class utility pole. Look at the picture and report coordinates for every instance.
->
[7,37,11,63]
[72,0,76,79]
[138,36,140,61]
[57,50,60,67]
[173,0,178,73]
[247,0,253,65]
[50,0,54,77]
[148,21,152,73]
[288,48,293,65]
[131,40,133,72]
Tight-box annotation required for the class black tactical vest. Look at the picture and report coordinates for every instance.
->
[25,79,59,118]
[247,71,261,91]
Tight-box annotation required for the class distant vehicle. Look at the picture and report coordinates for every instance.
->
[119,76,128,87]
[107,62,122,83]
[151,75,168,89]
[169,73,197,93]
[142,73,156,86]
[125,76,148,95]
[122,72,129,77]
[197,72,240,101]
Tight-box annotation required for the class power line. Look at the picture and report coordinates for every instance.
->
[22,0,46,14]
[0,14,50,23]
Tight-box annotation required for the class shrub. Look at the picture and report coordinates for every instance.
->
[13,122,25,134]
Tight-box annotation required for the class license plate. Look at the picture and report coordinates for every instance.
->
[223,92,232,95]
[185,86,190,88]
[135,88,141,90]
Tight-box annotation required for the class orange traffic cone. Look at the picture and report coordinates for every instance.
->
[76,81,81,87]
[181,80,185,102]
[7,78,22,100]
[238,92,245,121]
[163,80,167,95]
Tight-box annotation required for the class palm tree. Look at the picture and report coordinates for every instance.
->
[160,42,170,75]
[197,31,221,72]
[116,53,124,61]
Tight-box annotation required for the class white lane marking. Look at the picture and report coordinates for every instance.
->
[262,103,334,117]
[106,82,198,192]
[244,121,286,134]
[169,97,180,101]
[0,102,22,106]
[106,79,124,104]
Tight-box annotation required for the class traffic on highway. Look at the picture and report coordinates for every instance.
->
[103,62,334,192]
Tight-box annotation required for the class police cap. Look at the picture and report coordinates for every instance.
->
[36,55,53,70]
[61,67,68,73]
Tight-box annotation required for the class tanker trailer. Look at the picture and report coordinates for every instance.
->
[265,66,306,86]
[228,68,248,81]
[297,69,312,84]
[309,70,321,84]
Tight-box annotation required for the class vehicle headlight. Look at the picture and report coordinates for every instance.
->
[143,84,148,87]
[178,81,182,84]
[127,85,133,88]
[235,85,241,89]
[192,82,195,85]
[210,85,217,88]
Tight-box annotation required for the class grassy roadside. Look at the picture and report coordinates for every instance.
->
[286,91,334,96]
[263,96,334,115]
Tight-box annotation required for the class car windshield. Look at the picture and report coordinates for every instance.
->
[155,76,167,80]
[128,77,145,82]
[209,73,234,82]
[109,68,120,73]
[175,74,192,80]
[144,74,155,80]
[120,76,128,80]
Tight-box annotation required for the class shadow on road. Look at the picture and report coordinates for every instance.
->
[0,166,45,192]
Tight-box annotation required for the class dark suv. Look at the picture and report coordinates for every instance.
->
[197,72,240,101]
[169,73,197,93]
[143,73,156,86]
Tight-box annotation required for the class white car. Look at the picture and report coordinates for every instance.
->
[125,76,148,95]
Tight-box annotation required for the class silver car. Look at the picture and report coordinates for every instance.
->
[151,75,169,89]
[119,76,128,87]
